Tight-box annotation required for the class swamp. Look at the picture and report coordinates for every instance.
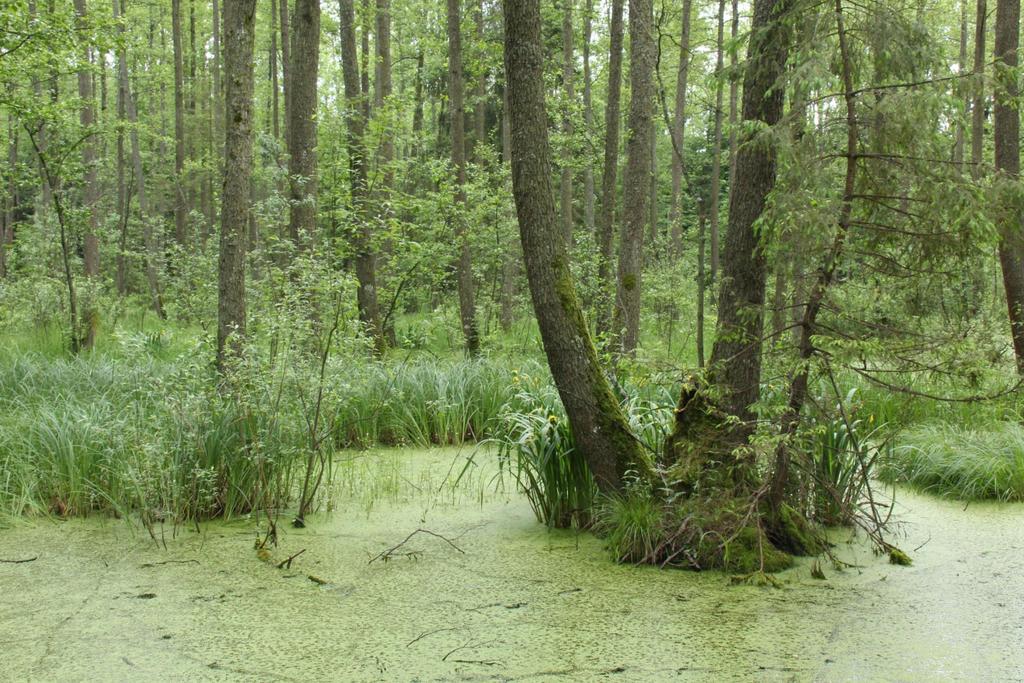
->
[3,0,1024,679]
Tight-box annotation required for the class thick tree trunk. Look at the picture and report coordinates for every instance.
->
[595,0,624,338]
[171,0,188,249]
[448,0,481,355]
[73,0,100,348]
[560,0,574,244]
[287,0,320,246]
[727,0,739,183]
[582,0,595,233]
[664,0,790,486]
[115,0,165,319]
[217,0,257,369]
[994,0,1024,373]
[340,0,385,352]
[503,0,646,494]
[612,0,654,355]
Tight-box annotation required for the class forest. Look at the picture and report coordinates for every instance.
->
[1,0,1024,679]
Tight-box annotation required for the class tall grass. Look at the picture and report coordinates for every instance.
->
[882,422,1024,501]
[0,344,534,522]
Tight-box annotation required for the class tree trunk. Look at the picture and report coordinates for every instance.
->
[954,0,967,169]
[271,0,280,141]
[727,0,739,183]
[708,0,725,281]
[582,0,595,233]
[503,0,646,494]
[560,0,574,245]
[171,0,188,249]
[664,0,791,486]
[595,0,624,338]
[994,0,1024,373]
[287,0,320,246]
[473,0,487,157]
[73,0,100,348]
[669,0,692,257]
[217,0,257,369]
[971,0,986,179]
[340,0,385,352]
[115,0,165,319]
[448,0,481,355]
[280,0,290,142]
[612,0,654,355]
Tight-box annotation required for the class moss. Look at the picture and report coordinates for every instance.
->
[888,547,913,566]
[768,504,826,556]
[719,525,794,574]
[621,272,637,291]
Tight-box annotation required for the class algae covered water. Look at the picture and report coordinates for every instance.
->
[2,447,1022,681]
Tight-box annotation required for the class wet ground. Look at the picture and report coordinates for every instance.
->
[2,447,1023,681]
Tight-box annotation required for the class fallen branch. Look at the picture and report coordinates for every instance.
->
[276,549,306,570]
[369,528,466,564]
[0,556,37,564]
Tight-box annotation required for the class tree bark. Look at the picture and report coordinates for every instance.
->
[669,0,693,256]
[503,0,646,494]
[340,0,385,351]
[612,0,654,355]
[448,0,481,355]
[217,0,257,369]
[664,0,790,483]
[994,0,1024,373]
[727,0,739,184]
[271,0,280,140]
[287,0,320,246]
[595,0,624,338]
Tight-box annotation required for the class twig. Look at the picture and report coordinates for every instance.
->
[276,549,306,570]
[0,556,37,564]
[406,626,460,647]
[369,528,466,564]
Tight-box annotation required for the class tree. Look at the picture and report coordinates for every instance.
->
[503,0,646,494]
[971,0,986,179]
[559,0,574,244]
[339,0,385,352]
[172,0,188,248]
[581,0,595,232]
[217,0,257,369]
[115,0,165,319]
[612,0,654,355]
[287,0,320,246]
[73,0,100,347]
[708,0,725,281]
[993,0,1024,373]
[663,0,792,485]
[669,0,693,256]
[448,0,481,355]
[595,0,624,338]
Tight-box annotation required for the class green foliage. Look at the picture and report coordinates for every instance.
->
[492,384,596,529]
[882,422,1024,502]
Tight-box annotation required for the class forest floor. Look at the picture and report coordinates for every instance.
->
[2,446,1023,682]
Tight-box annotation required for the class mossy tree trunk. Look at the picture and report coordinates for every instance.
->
[664,0,791,490]
[504,0,648,494]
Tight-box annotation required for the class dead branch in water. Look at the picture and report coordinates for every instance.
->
[369,528,466,564]
[0,556,37,564]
